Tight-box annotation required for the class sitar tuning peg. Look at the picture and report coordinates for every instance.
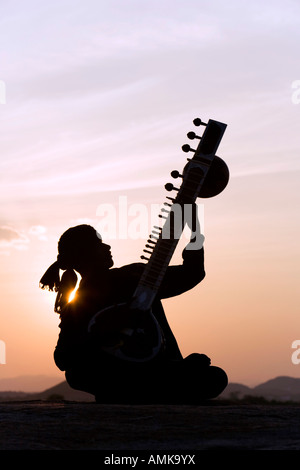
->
[182,144,195,153]
[171,170,183,179]
[165,183,179,192]
[187,131,201,140]
[145,243,154,249]
[193,118,207,127]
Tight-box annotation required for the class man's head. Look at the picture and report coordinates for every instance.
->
[40,224,113,312]
[57,224,113,275]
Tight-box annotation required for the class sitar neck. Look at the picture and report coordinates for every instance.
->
[131,118,227,311]
[129,204,181,309]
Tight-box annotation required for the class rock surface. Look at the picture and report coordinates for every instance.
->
[0,400,300,451]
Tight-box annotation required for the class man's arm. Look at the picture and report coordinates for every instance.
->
[158,203,205,299]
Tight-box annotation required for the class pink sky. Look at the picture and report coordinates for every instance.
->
[1,0,300,391]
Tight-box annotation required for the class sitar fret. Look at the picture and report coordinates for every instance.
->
[139,227,181,290]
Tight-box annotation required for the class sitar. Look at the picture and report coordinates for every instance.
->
[88,118,229,362]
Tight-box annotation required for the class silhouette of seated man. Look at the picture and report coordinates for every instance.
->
[40,209,227,404]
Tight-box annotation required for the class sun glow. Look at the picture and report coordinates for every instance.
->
[68,275,81,303]
[68,290,76,303]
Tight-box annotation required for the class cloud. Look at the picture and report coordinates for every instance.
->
[0,226,29,252]
[0,225,48,255]
[28,225,48,241]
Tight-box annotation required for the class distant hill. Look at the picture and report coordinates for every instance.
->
[33,381,94,402]
[0,380,94,402]
[1,376,300,403]
[221,376,300,402]
[0,375,63,393]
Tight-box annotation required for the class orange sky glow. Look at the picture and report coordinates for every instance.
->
[0,0,300,391]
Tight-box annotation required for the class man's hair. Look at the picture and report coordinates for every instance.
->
[39,224,100,313]
[57,224,99,270]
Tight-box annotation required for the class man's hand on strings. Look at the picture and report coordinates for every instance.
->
[185,202,205,251]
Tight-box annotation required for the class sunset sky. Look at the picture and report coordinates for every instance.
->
[1,0,299,391]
